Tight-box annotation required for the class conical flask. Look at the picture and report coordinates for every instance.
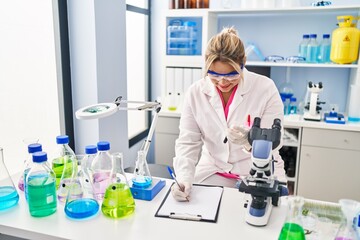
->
[0,147,19,211]
[278,196,306,240]
[18,137,39,192]
[57,152,78,203]
[334,199,360,240]
[132,150,152,188]
[101,152,135,218]
[64,159,99,220]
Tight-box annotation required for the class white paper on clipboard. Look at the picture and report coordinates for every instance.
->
[155,184,224,222]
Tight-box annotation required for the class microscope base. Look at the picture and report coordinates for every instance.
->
[303,112,321,121]
[244,195,273,227]
[130,178,166,201]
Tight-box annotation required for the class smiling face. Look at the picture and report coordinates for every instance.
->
[208,61,242,93]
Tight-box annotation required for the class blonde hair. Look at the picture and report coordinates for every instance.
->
[204,27,245,75]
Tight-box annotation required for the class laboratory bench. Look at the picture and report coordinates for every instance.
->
[154,112,360,202]
[0,173,341,240]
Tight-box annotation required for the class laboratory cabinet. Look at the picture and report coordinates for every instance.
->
[297,128,360,202]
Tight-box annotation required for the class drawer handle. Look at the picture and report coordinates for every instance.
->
[343,139,349,143]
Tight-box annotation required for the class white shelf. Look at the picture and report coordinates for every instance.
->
[246,61,359,68]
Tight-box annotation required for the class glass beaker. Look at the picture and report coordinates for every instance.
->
[279,67,294,100]
[278,196,306,240]
[64,161,99,220]
[0,147,19,211]
[18,137,39,191]
[334,199,360,240]
[132,150,152,188]
[101,152,135,219]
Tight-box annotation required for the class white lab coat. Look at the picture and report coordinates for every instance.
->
[173,68,286,184]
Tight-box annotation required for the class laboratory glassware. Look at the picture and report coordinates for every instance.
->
[306,34,319,63]
[101,152,135,219]
[334,199,360,240]
[64,156,99,220]
[52,135,77,190]
[278,196,306,240]
[318,34,331,63]
[0,147,19,211]
[54,135,77,203]
[22,144,42,201]
[81,145,97,194]
[298,34,309,59]
[26,152,57,217]
[18,137,39,191]
[132,150,152,188]
[91,141,113,201]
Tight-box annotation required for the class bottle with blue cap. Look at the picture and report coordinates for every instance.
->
[81,145,98,193]
[306,34,319,63]
[26,151,57,217]
[91,141,113,201]
[52,135,77,203]
[19,143,42,200]
[298,34,309,59]
[318,34,331,63]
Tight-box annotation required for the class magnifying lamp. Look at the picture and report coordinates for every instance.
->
[75,96,165,201]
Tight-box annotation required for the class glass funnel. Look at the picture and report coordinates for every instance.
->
[18,137,39,191]
[101,152,135,219]
[64,159,99,220]
[334,199,360,240]
[0,147,19,211]
[278,196,306,240]
[132,150,152,188]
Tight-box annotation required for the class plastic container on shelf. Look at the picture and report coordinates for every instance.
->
[298,34,309,60]
[318,34,331,63]
[306,34,319,63]
[167,19,199,56]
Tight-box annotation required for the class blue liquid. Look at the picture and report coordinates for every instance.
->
[132,176,152,188]
[0,186,19,211]
[65,198,99,219]
[319,45,331,63]
[307,45,319,63]
[299,45,307,59]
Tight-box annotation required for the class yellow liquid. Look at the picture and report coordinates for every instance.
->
[168,106,177,111]
[101,183,135,219]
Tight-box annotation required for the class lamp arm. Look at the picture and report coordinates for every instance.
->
[140,105,161,158]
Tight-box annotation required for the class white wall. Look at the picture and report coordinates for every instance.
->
[0,0,62,175]
[68,0,145,168]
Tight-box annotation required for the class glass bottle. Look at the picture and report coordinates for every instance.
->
[54,135,77,203]
[132,150,152,188]
[298,34,309,59]
[318,34,331,63]
[22,144,42,201]
[288,97,297,115]
[18,137,39,191]
[0,147,19,211]
[26,152,57,217]
[81,145,97,194]
[52,135,76,190]
[91,141,113,201]
[306,34,319,63]
[335,199,360,240]
[64,155,99,220]
[101,152,135,219]
[278,196,306,240]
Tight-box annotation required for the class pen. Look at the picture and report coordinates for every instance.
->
[247,114,251,127]
[167,166,189,202]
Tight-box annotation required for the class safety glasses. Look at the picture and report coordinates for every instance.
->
[207,70,241,82]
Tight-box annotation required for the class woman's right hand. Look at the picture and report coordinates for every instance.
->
[171,182,192,202]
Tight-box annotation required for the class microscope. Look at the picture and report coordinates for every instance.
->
[303,81,325,121]
[238,117,287,227]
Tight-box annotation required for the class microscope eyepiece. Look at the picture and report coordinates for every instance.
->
[272,118,281,130]
[253,117,261,128]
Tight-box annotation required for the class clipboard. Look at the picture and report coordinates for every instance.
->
[155,183,224,223]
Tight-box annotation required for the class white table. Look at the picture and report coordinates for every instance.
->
[0,174,290,240]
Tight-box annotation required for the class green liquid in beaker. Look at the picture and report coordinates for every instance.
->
[101,183,135,219]
[52,157,75,189]
[278,222,305,240]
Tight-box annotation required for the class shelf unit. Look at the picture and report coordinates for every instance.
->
[157,5,360,195]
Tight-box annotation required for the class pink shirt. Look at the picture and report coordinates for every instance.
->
[216,85,238,120]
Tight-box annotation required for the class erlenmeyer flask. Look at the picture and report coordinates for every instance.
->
[101,152,135,218]
[18,137,39,191]
[132,150,152,188]
[80,145,97,194]
[0,147,19,211]
[57,152,78,203]
[64,161,99,220]
[278,196,306,240]
[334,199,360,240]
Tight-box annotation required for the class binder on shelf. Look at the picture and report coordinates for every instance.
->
[183,68,193,94]
[155,183,224,223]
[166,67,176,110]
[192,68,203,84]
[174,68,184,110]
